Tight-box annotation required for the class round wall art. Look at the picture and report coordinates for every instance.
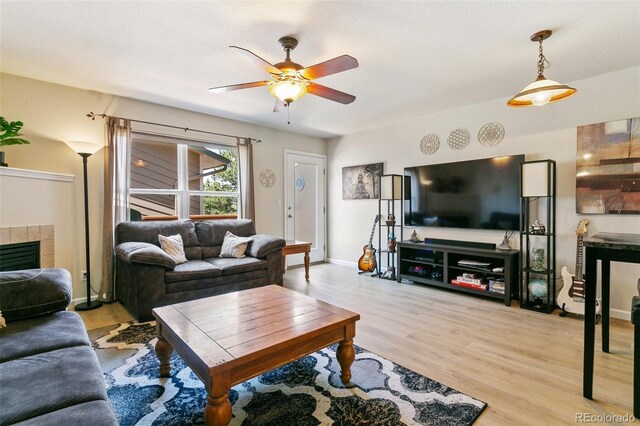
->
[295,177,305,191]
[478,122,505,147]
[420,134,440,155]
[447,128,470,150]
[259,169,276,188]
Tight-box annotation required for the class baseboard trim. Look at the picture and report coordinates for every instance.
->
[71,295,99,305]
[327,258,357,268]
[610,308,630,321]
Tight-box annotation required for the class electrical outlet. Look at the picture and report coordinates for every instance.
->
[81,270,87,281]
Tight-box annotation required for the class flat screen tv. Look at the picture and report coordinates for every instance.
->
[404,155,524,230]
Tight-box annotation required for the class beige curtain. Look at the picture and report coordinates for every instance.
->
[98,117,131,302]
[237,138,255,221]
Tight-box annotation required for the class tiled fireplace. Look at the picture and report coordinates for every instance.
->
[0,225,54,269]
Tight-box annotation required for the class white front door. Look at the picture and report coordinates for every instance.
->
[284,150,326,267]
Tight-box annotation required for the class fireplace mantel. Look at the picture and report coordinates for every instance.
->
[0,166,74,182]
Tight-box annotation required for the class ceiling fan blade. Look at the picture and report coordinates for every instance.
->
[230,46,282,75]
[273,99,288,113]
[298,55,358,80]
[208,81,270,93]
[307,83,356,104]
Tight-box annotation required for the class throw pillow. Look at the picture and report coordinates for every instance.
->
[158,234,188,264]
[220,231,252,258]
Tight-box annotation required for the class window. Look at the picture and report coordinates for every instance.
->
[129,134,238,220]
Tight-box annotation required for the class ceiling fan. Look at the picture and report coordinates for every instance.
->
[209,36,359,111]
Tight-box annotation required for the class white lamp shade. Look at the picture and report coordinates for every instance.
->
[380,175,403,200]
[522,161,553,196]
[508,77,577,107]
[64,140,103,155]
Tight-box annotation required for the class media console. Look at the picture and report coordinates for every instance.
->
[397,240,519,306]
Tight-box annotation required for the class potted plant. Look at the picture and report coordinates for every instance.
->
[0,116,31,167]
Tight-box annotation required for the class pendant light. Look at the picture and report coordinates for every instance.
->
[508,30,576,107]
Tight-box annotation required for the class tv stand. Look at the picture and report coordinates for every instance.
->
[397,240,519,306]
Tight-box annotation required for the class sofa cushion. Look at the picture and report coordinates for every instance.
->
[195,219,256,246]
[0,311,88,362]
[116,220,200,248]
[0,346,108,425]
[219,231,252,258]
[206,256,267,276]
[0,268,72,322]
[164,260,222,283]
[165,269,268,294]
[116,242,176,269]
[13,400,118,426]
[247,234,287,258]
[159,234,188,264]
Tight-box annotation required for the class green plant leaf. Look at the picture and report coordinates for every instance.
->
[0,116,30,146]
[0,137,30,146]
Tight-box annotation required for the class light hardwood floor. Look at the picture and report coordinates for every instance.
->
[76,263,635,425]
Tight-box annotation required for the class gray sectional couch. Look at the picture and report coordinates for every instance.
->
[115,219,286,321]
[0,268,118,425]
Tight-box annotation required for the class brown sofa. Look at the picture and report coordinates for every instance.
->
[115,219,286,321]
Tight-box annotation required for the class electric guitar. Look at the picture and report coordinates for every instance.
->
[558,219,602,318]
[358,215,380,273]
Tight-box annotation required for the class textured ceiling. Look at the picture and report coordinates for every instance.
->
[1,1,639,138]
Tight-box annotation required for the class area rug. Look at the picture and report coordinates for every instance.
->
[92,322,486,425]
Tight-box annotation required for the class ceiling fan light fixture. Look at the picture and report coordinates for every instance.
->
[507,30,577,108]
[269,79,308,104]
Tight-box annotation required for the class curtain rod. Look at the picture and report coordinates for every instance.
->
[86,112,261,143]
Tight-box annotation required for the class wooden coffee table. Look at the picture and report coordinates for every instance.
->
[152,285,360,426]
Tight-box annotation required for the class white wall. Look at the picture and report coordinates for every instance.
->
[0,73,326,300]
[327,66,640,318]
[0,171,78,293]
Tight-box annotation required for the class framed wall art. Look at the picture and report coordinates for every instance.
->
[576,117,639,214]
[342,162,383,200]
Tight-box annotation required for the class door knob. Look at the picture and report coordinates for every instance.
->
[288,214,293,218]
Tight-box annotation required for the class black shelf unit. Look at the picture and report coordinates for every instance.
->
[377,175,404,280]
[397,240,519,306]
[519,159,557,313]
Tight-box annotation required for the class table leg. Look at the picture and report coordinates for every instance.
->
[155,335,173,377]
[601,259,610,353]
[204,392,232,426]
[204,371,232,426]
[583,247,597,399]
[337,339,355,384]
[282,253,286,274]
[304,248,310,282]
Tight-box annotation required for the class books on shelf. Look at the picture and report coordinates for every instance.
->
[451,279,488,291]
[489,279,505,294]
[456,274,484,285]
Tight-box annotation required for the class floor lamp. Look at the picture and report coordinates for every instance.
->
[65,141,103,311]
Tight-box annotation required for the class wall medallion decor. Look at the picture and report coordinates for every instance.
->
[478,122,505,146]
[342,162,383,200]
[259,169,276,188]
[576,117,639,214]
[447,128,470,150]
[420,134,440,155]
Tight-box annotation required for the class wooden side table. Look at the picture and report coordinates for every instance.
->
[282,240,311,281]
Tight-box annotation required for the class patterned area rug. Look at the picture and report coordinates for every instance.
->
[92,322,486,425]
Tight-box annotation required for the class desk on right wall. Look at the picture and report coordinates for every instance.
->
[582,232,640,399]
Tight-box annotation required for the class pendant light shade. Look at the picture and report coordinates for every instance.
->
[269,79,308,103]
[508,30,577,108]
